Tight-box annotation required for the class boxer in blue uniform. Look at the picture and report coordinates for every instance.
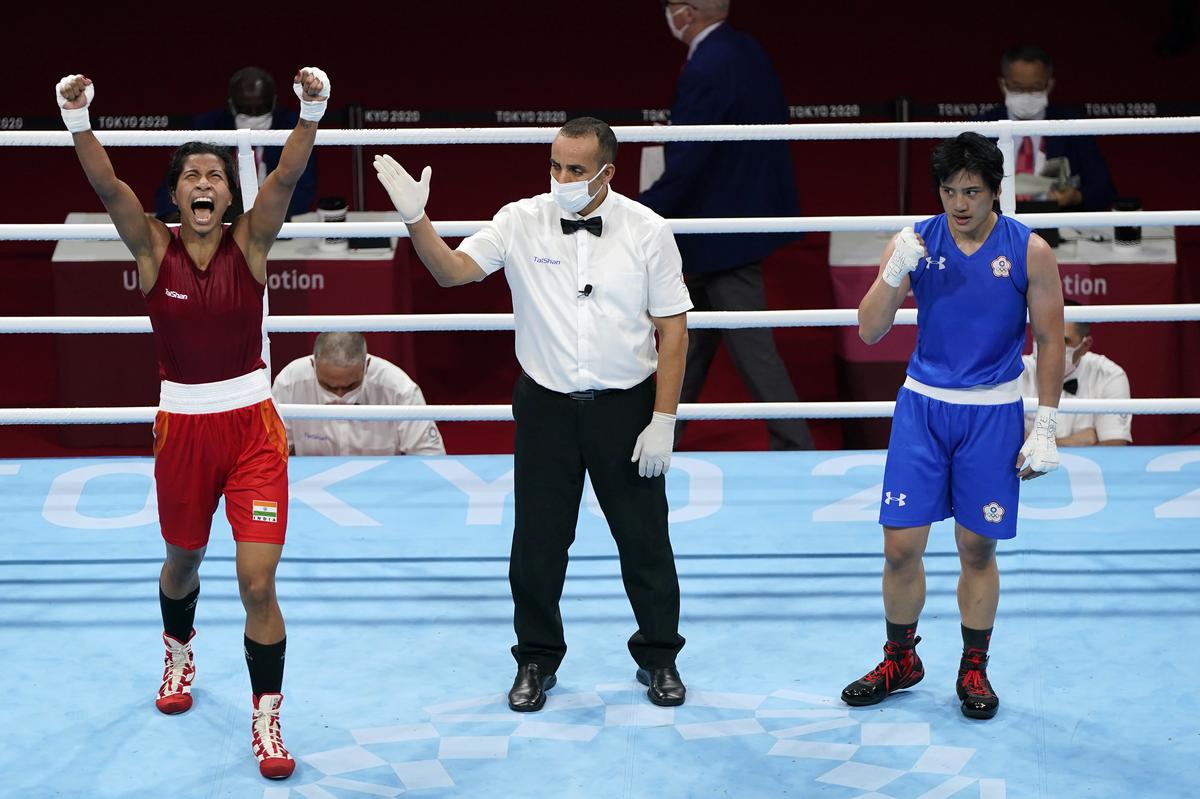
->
[842,133,1064,719]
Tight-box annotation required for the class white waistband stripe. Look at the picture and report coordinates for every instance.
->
[902,375,1022,405]
[158,370,273,415]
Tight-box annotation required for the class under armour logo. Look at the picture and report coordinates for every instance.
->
[884,491,907,506]
[924,256,945,271]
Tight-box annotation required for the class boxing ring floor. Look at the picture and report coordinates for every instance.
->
[1,448,1197,799]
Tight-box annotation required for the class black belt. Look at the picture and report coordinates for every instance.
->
[566,388,623,401]
[518,371,648,398]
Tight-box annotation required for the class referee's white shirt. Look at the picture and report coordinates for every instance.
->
[457,188,693,394]
[1019,351,1133,442]
[272,355,446,456]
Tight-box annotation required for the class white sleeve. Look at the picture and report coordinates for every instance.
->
[456,204,515,276]
[1018,359,1037,435]
[1094,368,1133,442]
[394,384,446,456]
[1018,357,1037,397]
[1072,413,1097,437]
[271,367,298,452]
[645,221,692,318]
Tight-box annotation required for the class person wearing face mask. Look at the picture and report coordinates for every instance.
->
[1018,301,1132,445]
[154,66,317,222]
[373,117,692,713]
[979,44,1115,211]
[271,332,445,456]
[640,0,811,451]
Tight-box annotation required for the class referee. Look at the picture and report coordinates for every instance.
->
[374,117,691,711]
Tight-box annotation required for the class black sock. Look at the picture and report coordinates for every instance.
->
[886,618,918,647]
[159,585,199,643]
[962,624,992,653]
[245,635,286,696]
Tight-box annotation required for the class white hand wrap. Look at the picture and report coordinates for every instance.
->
[1020,405,1060,474]
[882,226,925,288]
[293,66,330,122]
[373,154,431,224]
[631,412,677,478]
[55,74,94,133]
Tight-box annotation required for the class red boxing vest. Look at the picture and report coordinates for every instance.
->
[145,226,266,383]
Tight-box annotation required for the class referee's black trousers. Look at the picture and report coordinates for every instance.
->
[510,373,685,673]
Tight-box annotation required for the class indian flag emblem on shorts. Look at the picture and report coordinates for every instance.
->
[252,500,278,523]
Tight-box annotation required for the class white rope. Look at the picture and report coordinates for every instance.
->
[5,118,1195,426]
[4,304,1198,335]
[2,397,1196,426]
[3,116,1199,148]
[4,209,1197,242]
[678,398,1200,419]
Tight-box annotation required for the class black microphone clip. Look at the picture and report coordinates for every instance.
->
[578,284,593,297]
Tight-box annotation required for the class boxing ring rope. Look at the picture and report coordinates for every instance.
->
[3,210,1199,241]
[2,399,1197,427]
[1,118,1197,426]
[3,116,1198,147]
[1,300,1196,424]
[3,305,1199,335]
[4,114,1199,217]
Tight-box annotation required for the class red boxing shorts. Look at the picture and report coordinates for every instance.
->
[153,399,289,550]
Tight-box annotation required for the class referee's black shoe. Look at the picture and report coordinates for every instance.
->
[636,666,686,706]
[508,663,556,712]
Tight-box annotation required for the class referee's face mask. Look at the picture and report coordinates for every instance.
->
[550,164,610,214]
[315,358,367,405]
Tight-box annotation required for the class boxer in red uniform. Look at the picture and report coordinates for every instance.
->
[58,67,330,780]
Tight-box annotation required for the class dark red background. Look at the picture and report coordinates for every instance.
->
[3,2,1198,454]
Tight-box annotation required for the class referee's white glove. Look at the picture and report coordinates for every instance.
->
[55,74,94,133]
[882,226,926,288]
[293,67,330,122]
[631,412,676,478]
[1017,405,1060,480]
[373,154,432,224]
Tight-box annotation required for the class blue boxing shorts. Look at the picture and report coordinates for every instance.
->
[879,385,1025,539]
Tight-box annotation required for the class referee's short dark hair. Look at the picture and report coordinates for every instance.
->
[931,132,1004,195]
[559,117,618,166]
[1001,44,1054,78]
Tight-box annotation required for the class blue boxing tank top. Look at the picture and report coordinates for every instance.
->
[906,213,1031,388]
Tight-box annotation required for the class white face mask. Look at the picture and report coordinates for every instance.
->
[550,164,610,214]
[234,112,273,131]
[1063,343,1081,378]
[1003,90,1048,120]
[317,383,365,405]
[665,5,688,40]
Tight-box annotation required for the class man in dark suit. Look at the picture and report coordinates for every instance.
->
[640,0,812,450]
[982,44,1115,212]
[155,67,317,221]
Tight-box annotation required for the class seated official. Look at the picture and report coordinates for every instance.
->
[982,43,1116,211]
[1019,306,1131,445]
[272,332,445,456]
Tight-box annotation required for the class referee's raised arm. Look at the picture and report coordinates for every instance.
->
[373,155,486,286]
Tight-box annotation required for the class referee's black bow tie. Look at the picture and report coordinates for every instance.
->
[1063,378,1078,395]
[561,217,602,237]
